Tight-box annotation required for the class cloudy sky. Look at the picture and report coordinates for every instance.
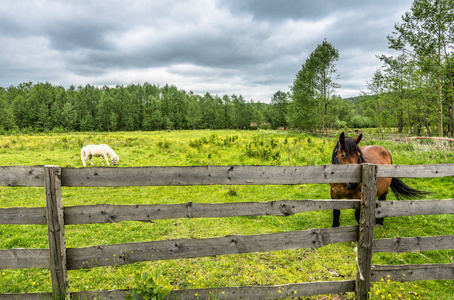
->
[0,0,414,102]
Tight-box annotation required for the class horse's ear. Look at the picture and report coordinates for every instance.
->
[339,132,346,144]
[355,133,363,144]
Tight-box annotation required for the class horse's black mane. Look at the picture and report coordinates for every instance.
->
[331,137,365,164]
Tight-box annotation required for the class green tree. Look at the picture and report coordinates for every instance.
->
[74,84,100,131]
[388,0,454,136]
[186,95,202,129]
[378,54,412,133]
[312,40,340,130]
[366,70,387,138]
[0,88,15,130]
[110,112,119,131]
[268,91,289,129]
[200,93,217,129]
[96,88,116,131]
[80,113,95,131]
[61,102,77,131]
[231,95,250,129]
[222,95,234,129]
[291,39,340,131]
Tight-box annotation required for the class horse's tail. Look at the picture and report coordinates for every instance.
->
[390,178,429,200]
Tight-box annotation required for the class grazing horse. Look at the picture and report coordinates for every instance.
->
[81,144,119,167]
[330,132,427,227]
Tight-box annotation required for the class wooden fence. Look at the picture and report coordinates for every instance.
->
[0,164,453,299]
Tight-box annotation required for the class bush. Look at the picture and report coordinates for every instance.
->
[157,140,171,149]
[349,115,373,128]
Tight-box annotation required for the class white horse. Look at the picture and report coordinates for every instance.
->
[81,144,119,167]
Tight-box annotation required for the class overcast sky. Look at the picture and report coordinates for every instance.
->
[0,0,414,102]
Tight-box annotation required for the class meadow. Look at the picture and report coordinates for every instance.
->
[0,129,453,299]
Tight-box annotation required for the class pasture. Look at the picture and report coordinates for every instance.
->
[0,130,453,299]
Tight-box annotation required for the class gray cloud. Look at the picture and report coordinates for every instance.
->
[0,0,414,101]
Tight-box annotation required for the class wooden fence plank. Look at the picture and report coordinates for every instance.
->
[41,280,357,300]
[62,200,360,224]
[1,164,452,187]
[60,165,361,187]
[66,226,359,270]
[377,164,454,178]
[0,293,53,300]
[373,235,454,253]
[0,200,360,225]
[0,207,47,224]
[166,280,356,300]
[0,166,44,187]
[376,199,454,218]
[44,166,69,299]
[0,249,49,269]
[356,164,377,300]
[371,263,454,281]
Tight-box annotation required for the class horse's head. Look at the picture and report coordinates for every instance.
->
[332,132,363,165]
[112,155,119,166]
[332,132,364,190]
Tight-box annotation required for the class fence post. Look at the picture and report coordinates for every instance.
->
[356,163,377,300]
[44,166,69,299]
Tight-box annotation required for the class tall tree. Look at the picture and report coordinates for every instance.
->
[388,0,454,136]
[187,95,202,129]
[366,69,387,138]
[268,91,289,129]
[378,54,411,133]
[291,39,340,131]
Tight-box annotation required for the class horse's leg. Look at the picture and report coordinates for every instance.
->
[81,152,87,167]
[103,154,110,166]
[89,154,94,166]
[354,188,362,224]
[330,186,341,227]
[332,209,340,227]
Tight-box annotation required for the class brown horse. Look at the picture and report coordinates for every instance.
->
[330,132,427,227]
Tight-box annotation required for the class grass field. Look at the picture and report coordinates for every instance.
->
[0,130,453,299]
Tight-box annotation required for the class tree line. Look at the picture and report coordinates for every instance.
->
[0,82,272,132]
[0,80,369,134]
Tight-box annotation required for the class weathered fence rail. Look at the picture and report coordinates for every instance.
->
[0,164,453,300]
[0,199,361,225]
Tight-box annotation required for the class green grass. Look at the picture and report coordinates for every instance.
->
[0,130,453,299]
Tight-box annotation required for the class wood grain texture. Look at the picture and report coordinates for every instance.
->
[66,226,359,270]
[0,207,47,224]
[167,280,356,300]
[373,235,454,253]
[371,263,454,281]
[0,248,49,269]
[60,165,361,187]
[377,164,454,178]
[0,200,360,225]
[0,166,44,187]
[62,200,360,224]
[15,281,355,300]
[376,199,454,218]
[2,164,453,187]
[356,164,377,300]
[0,293,54,300]
[44,166,69,299]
